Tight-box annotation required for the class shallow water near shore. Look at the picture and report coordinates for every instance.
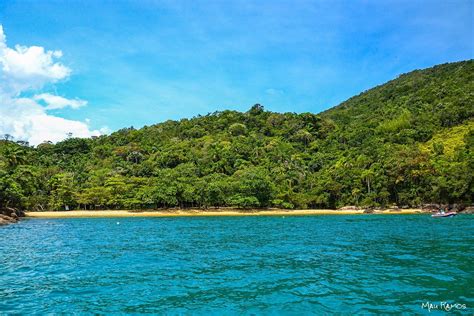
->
[1,215,473,314]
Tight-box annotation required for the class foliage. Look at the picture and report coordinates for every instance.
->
[1,60,473,210]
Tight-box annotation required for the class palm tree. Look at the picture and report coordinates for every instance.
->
[361,169,375,194]
[3,145,28,169]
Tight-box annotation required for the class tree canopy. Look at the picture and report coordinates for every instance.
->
[1,60,473,211]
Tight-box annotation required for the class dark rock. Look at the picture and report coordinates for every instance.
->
[363,208,375,214]
[422,203,440,210]
[0,207,24,225]
[0,214,15,225]
[0,214,12,220]
[460,206,474,214]
[448,204,465,212]
[1,207,21,217]
[0,210,21,225]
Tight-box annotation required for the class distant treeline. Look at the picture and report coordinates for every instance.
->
[1,60,473,211]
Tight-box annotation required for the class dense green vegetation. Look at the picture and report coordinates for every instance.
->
[1,60,473,211]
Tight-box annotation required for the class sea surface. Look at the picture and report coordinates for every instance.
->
[0,215,473,315]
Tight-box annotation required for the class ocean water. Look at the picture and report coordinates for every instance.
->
[0,215,472,315]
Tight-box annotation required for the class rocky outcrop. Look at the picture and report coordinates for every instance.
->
[421,204,469,212]
[0,214,18,225]
[422,204,440,212]
[447,204,465,212]
[459,206,474,214]
[0,207,24,226]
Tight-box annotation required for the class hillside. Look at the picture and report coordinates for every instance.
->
[1,60,473,211]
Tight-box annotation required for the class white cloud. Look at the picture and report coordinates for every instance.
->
[34,93,87,110]
[0,25,71,95]
[0,25,105,145]
[0,95,101,144]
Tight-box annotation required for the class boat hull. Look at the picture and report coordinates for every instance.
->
[431,212,457,218]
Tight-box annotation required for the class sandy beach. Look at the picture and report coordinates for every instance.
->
[25,209,427,218]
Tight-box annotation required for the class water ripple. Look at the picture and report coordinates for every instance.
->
[0,215,473,314]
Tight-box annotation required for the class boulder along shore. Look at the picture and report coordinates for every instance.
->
[0,208,25,225]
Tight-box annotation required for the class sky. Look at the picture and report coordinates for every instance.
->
[0,0,473,145]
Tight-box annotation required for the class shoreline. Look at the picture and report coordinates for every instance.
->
[25,209,427,218]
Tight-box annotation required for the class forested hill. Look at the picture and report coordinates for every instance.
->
[1,60,473,211]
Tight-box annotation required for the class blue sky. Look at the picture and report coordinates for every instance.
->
[0,0,473,137]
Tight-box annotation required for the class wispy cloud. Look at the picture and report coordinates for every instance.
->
[34,93,87,110]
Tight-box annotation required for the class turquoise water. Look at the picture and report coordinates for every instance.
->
[1,215,473,314]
